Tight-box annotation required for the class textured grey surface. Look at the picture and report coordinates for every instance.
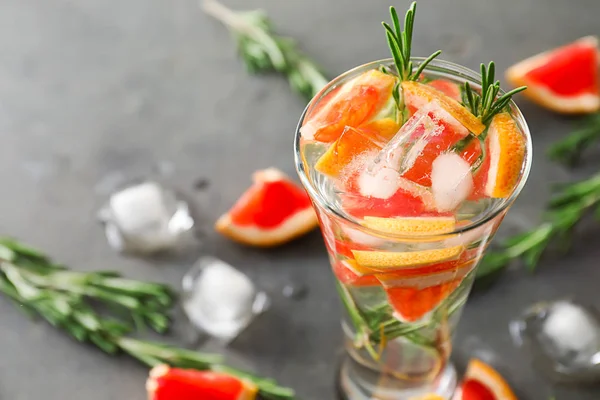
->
[1,0,599,399]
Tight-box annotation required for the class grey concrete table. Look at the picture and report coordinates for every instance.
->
[1,0,599,398]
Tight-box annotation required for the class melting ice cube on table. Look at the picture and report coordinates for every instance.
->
[182,257,270,342]
[98,181,194,254]
[510,300,600,383]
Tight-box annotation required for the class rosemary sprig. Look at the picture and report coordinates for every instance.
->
[547,113,600,165]
[477,172,600,278]
[336,272,472,361]
[118,338,295,399]
[463,62,527,125]
[0,238,173,333]
[203,0,328,101]
[0,239,295,399]
[382,3,442,82]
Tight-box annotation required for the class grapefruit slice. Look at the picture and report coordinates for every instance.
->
[459,137,490,201]
[398,103,470,187]
[409,395,445,400]
[332,260,380,287]
[362,216,455,236]
[351,245,464,271]
[215,168,318,247]
[147,365,258,400]
[376,256,474,287]
[315,123,392,178]
[402,81,485,135]
[359,118,401,140]
[301,70,398,142]
[428,79,462,102]
[453,359,517,400]
[485,113,526,198]
[506,36,600,114]
[385,277,461,322]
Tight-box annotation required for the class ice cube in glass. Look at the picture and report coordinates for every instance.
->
[182,257,270,342]
[370,100,469,184]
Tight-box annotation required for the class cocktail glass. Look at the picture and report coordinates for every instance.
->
[294,58,532,399]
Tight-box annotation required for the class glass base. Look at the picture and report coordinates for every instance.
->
[336,355,457,400]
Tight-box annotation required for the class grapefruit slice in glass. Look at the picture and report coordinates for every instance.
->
[506,36,600,114]
[301,70,398,143]
[314,120,399,178]
[351,245,464,271]
[428,79,462,102]
[385,278,461,322]
[396,102,470,187]
[332,260,380,287]
[215,168,318,247]
[402,81,485,135]
[484,113,526,198]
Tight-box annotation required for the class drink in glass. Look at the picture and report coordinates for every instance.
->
[294,4,531,399]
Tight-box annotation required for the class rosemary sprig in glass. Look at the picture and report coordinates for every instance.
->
[476,172,600,278]
[547,113,600,165]
[382,3,442,82]
[0,238,295,399]
[337,271,472,361]
[202,0,328,101]
[462,62,527,125]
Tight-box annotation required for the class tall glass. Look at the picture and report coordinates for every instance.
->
[294,58,532,399]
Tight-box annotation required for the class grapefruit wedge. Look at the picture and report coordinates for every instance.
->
[351,245,464,271]
[333,260,380,287]
[315,119,399,178]
[147,365,258,400]
[301,70,397,143]
[453,359,517,400]
[428,79,462,102]
[215,168,318,247]
[506,36,600,114]
[385,278,461,322]
[362,216,456,236]
[485,113,526,198]
[402,81,485,135]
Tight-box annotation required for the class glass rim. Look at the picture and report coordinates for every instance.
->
[294,57,533,240]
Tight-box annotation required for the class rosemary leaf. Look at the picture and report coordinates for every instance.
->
[477,171,600,277]
[547,113,600,166]
[203,0,328,102]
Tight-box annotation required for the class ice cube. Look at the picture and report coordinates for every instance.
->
[544,301,599,356]
[369,101,468,184]
[357,166,402,199]
[98,181,194,254]
[510,300,600,383]
[431,153,473,212]
[182,257,270,342]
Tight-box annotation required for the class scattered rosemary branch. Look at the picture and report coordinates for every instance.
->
[463,62,527,125]
[477,171,600,279]
[0,237,174,335]
[0,238,295,399]
[547,113,600,165]
[202,0,328,101]
[382,3,441,82]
